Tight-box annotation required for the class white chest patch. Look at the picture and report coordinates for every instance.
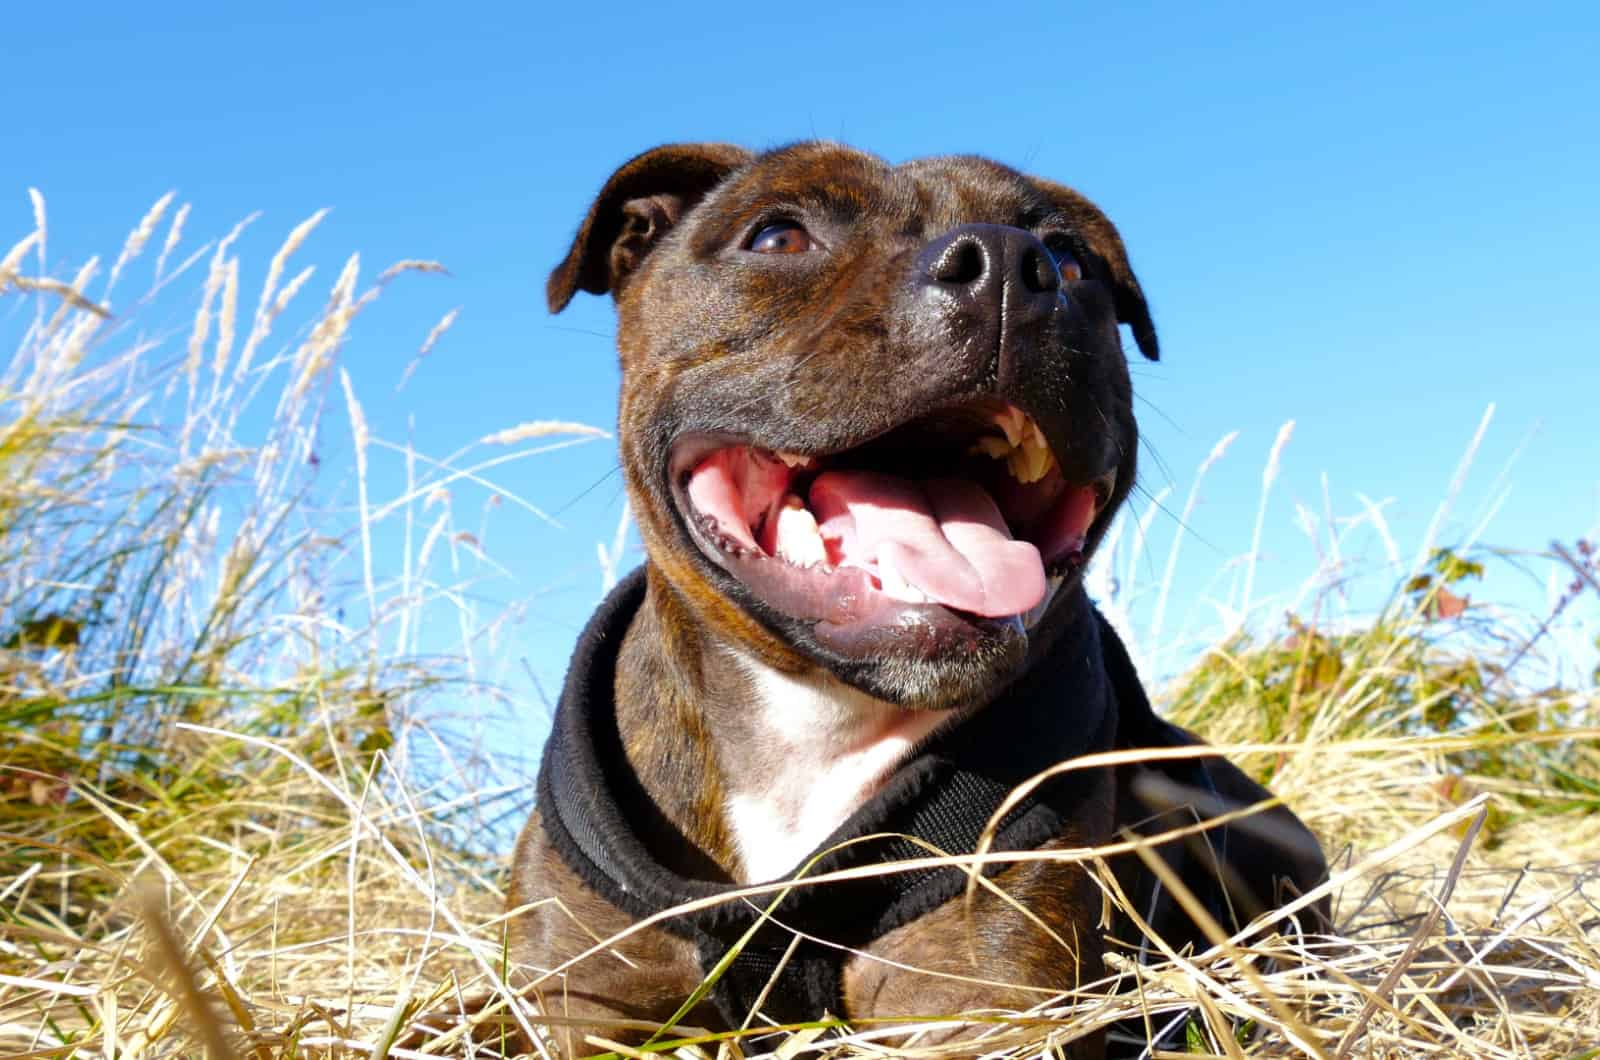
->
[723,654,954,883]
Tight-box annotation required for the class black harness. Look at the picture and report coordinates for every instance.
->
[537,567,1222,1031]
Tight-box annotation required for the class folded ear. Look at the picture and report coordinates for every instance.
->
[547,143,754,314]
[1032,179,1160,361]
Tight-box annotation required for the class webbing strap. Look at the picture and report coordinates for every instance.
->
[537,567,1198,1028]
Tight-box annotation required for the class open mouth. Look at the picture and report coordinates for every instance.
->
[669,401,1115,637]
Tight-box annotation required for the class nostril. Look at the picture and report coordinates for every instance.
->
[1020,245,1060,295]
[932,237,986,285]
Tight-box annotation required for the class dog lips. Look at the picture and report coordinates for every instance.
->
[807,472,1046,617]
[684,447,1105,619]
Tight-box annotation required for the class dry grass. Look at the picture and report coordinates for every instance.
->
[1,197,1596,1059]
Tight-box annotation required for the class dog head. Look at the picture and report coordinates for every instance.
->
[550,142,1157,710]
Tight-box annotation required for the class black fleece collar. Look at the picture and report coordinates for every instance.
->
[537,567,1181,1027]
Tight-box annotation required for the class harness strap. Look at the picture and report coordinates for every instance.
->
[538,568,1226,1030]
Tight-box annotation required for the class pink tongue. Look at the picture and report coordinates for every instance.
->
[810,471,1046,617]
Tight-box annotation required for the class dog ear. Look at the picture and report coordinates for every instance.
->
[1032,179,1160,361]
[547,143,754,313]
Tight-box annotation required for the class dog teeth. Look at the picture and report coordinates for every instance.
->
[971,435,1013,459]
[973,408,1056,485]
[992,406,1027,447]
[1006,437,1054,485]
[877,554,929,604]
[775,450,814,469]
[773,495,827,567]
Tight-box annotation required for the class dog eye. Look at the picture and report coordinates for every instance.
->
[1045,243,1083,283]
[748,221,814,254]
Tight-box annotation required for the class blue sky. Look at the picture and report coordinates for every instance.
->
[7,2,1598,752]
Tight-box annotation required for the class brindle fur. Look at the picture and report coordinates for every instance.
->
[470,143,1329,1057]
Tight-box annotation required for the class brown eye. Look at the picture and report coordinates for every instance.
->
[749,221,813,254]
[1046,244,1083,282]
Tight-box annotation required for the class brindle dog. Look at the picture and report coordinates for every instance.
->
[495,143,1327,1057]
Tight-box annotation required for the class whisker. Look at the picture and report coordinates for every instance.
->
[1139,436,1178,496]
[1127,479,1222,558]
[553,462,623,517]
[543,322,616,341]
[1133,391,1184,436]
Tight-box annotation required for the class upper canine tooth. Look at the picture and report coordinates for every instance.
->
[992,407,1026,447]
[979,409,1056,484]
[1007,434,1055,484]
[966,409,1056,486]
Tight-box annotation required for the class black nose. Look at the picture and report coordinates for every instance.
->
[925,224,1059,292]
[915,223,1061,340]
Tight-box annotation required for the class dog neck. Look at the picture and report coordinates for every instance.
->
[615,575,956,884]
[716,650,956,882]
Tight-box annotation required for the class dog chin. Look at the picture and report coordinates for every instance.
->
[789,610,1031,713]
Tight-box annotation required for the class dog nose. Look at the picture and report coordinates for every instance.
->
[913,225,1063,367]
[919,223,1060,307]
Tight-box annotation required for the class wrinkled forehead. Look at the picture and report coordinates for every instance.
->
[695,142,1071,237]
